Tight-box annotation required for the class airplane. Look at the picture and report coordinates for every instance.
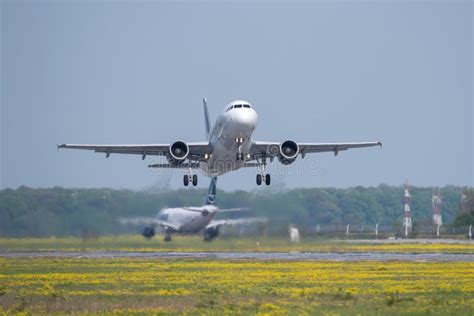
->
[58,99,381,186]
[119,177,266,242]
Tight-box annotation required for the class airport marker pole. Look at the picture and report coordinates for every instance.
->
[402,179,412,238]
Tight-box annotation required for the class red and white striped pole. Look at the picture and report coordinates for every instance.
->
[432,187,442,237]
[403,179,412,238]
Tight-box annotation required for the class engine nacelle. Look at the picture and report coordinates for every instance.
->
[278,140,299,165]
[203,226,219,242]
[167,141,189,164]
[142,226,155,239]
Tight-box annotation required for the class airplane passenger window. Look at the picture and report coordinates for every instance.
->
[234,104,242,108]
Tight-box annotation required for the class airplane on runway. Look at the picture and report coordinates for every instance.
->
[119,177,266,242]
[59,99,381,186]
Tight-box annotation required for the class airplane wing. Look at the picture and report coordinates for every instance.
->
[249,141,382,159]
[298,142,382,155]
[58,142,211,160]
[118,217,180,231]
[206,217,267,229]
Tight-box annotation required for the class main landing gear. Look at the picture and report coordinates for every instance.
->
[184,163,198,187]
[256,173,271,186]
[256,157,271,186]
[183,174,198,186]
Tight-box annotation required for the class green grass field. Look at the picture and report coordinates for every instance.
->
[1,257,473,315]
[1,236,473,314]
[1,235,473,253]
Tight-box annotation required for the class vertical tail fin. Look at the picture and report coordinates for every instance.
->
[203,98,211,139]
[206,177,217,205]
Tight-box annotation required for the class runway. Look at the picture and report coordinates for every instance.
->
[1,251,473,262]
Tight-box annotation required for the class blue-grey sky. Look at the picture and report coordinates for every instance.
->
[1,1,472,191]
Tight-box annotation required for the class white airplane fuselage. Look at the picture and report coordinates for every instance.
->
[199,100,257,176]
[158,205,219,234]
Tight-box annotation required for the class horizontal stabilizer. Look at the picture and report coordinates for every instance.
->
[243,163,260,168]
[148,163,200,169]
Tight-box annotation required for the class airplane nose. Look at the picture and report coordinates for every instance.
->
[232,108,257,127]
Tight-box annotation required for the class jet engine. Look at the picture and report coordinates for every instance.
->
[142,226,155,239]
[278,140,299,165]
[203,226,219,242]
[167,141,189,164]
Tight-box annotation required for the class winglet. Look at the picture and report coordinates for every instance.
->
[203,98,211,139]
[378,141,383,149]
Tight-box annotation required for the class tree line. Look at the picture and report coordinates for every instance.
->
[0,185,472,237]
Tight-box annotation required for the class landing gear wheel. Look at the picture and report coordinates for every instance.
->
[265,174,271,185]
[183,175,189,186]
[256,174,262,185]
[192,174,198,186]
[236,152,244,160]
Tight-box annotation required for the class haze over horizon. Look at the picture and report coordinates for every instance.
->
[1,1,472,191]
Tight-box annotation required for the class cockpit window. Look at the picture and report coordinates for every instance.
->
[227,103,251,111]
[158,213,168,220]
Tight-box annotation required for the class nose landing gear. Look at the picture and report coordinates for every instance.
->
[235,138,246,161]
